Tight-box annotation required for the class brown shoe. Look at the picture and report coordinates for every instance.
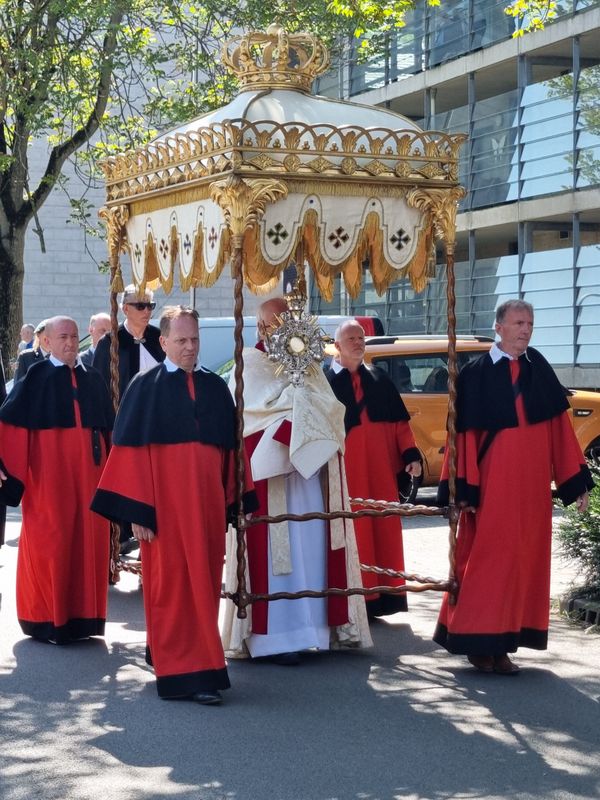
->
[467,655,494,673]
[493,654,520,675]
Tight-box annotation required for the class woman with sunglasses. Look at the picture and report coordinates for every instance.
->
[92,285,166,557]
[92,285,165,402]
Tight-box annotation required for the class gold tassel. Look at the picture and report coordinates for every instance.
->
[110,268,125,294]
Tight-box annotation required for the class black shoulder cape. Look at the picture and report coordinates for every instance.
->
[326,363,411,433]
[113,364,236,449]
[456,347,570,433]
[0,359,114,431]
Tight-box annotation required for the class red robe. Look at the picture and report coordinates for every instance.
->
[434,359,593,655]
[343,371,419,615]
[92,364,255,698]
[0,369,111,643]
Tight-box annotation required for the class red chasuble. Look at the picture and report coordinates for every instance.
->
[434,359,593,655]
[0,367,111,644]
[343,371,418,615]
[92,364,255,698]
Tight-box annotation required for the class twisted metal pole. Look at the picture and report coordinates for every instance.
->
[231,236,249,619]
[108,236,122,585]
[445,241,460,603]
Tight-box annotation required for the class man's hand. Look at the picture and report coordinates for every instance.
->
[405,460,422,478]
[575,492,590,513]
[0,468,6,488]
[132,523,155,543]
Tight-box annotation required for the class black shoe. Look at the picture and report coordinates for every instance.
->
[190,690,222,705]
[119,538,140,556]
[270,651,300,666]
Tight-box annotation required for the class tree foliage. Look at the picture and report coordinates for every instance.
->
[548,66,600,187]
[558,464,600,598]
[0,0,558,372]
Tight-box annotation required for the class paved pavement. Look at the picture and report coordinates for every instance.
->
[1,505,599,800]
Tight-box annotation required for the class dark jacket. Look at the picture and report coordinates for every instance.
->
[80,348,95,368]
[14,348,47,381]
[92,324,164,400]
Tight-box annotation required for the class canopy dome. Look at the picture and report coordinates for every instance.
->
[101,25,465,298]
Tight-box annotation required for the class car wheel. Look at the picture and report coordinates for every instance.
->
[397,471,423,504]
[584,437,600,466]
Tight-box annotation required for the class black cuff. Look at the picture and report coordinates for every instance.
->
[557,464,595,506]
[227,490,260,525]
[402,447,422,466]
[91,488,157,531]
[0,459,25,506]
[437,478,479,508]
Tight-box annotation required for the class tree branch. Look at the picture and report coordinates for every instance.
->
[19,4,127,226]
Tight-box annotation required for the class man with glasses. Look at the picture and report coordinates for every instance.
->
[93,285,164,400]
[93,286,165,555]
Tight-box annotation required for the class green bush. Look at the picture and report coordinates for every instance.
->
[557,464,600,598]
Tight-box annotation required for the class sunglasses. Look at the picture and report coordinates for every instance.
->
[127,302,156,311]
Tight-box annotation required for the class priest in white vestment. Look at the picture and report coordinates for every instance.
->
[221,299,371,664]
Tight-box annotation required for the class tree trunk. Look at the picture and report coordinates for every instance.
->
[0,226,26,379]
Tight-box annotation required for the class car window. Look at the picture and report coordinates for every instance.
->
[372,349,486,394]
[214,357,234,384]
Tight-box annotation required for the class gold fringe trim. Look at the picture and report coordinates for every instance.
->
[129,185,215,216]
[132,197,440,297]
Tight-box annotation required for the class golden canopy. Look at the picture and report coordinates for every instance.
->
[101,24,466,300]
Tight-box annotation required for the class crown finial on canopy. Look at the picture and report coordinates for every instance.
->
[222,24,330,94]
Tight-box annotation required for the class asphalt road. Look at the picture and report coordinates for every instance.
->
[1,505,599,800]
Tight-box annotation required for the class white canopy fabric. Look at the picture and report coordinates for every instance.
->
[101,26,465,298]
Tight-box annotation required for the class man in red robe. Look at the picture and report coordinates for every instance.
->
[434,299,594,674]
[92,306,257,704]
[0,316,113,644]
[327,320,422,618]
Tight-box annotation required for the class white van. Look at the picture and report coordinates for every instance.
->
[199,314,383,373]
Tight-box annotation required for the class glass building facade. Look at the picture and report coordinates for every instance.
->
[313,0,600,386]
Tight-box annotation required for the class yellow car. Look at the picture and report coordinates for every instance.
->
[360,335,600,499]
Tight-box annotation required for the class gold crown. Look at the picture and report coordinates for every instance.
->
[222,24,330,94]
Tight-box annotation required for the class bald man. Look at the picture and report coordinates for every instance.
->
[0,316,113,644]
[222,298,371,665]
[327,320,422,618]
[81,312,112,368]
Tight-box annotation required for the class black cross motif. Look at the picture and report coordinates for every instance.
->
[159,238,169,258]
[134,243,142,264]
[267,222,289,246]
[208,227,218,249]
[328,227,350,249]
[183,233,192,256]
[390,228,411,250]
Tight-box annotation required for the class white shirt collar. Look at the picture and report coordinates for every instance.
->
[329,357,364,374]
[49,354,86,370]
[163,356,200,373]
[489,342,531,363]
